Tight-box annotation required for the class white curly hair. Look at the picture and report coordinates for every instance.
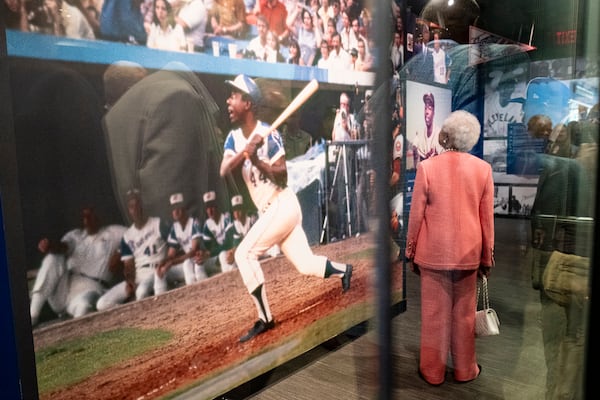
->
[440,110,481,152]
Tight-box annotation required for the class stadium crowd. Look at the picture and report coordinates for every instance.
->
[4,0,375,71]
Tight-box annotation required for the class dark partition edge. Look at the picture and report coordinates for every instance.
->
[0,24,39,400]
[373,0,393,398]
[584,0,600,396]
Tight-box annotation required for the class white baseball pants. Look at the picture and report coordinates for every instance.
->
[234,187,327,293]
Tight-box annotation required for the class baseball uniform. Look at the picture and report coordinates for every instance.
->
[96,217,169,311]
[30,224,126,325]
[167,216,208,282]
[413,124,443,162]
[221,74,352,341]
[224,121,338,295]
[202,212,232,256]
[219,210,257,272]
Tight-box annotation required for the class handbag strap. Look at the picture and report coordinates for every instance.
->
[477,276,490,309]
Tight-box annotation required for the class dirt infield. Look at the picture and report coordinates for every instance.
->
[33,233,402,400]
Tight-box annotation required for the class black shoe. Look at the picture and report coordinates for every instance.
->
[342,264,353,292]
[455,364,482,383]
[239,319,275,342]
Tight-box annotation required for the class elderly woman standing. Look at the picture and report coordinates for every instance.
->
[405,110,495,386]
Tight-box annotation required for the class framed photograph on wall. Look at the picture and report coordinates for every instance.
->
[401,80,452,225]
[510,185,537,217]
[404,80,452,171]
[494,185,510,215]
[0,22,402,399]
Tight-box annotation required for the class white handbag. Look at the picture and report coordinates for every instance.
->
[475,276,500,337]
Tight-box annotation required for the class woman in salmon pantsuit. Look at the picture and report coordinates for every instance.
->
[405,110,495,386]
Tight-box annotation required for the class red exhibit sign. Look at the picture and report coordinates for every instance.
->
[555,30,577,45]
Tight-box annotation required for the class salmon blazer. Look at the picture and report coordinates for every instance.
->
[405,151,495,270]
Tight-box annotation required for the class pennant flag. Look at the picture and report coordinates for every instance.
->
[468,26,536,66]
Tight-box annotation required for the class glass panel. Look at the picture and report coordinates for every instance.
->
[1,0,390,399]
[396,0,596,398]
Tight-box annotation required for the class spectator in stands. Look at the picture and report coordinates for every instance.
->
[315,39,331,68]
[265,30,286,62]
[349,47,358,70]
[172,0,210,52]
[329,0,343,33]
[328,31,351,69]
[390,29,404,72]
[210,0,247,38]
[244,0,256,13]
[344,0,361,22]
[287,6,321,66]
[12,0,82,38]
[141,0,154,31]
[146,0,187,51]
[359,6,371,38]
[339,10,354,51]
[308,0,322,29]
[317,0,332,30]
[350,17,367,52]
[2,0,29,31]
[323,17,337,48]
[254,0,289,44]
[354,36,372,71]
[73,0,102,37]
[286,38,302,65]
[44,0,96,39]
[100,0,147,44]
[246,14,269,60]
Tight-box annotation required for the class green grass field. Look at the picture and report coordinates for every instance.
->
[35,327,173,395]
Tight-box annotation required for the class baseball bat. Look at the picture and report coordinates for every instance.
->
[260,78,319,138]
[244,79,319,159]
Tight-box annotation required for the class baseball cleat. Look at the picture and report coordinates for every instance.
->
[342,264,353,292]
[239,319,275,342]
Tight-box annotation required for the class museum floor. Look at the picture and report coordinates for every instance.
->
[217,217,576,400]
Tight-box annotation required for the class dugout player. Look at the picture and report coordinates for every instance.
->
[29,207,126,326]
[158,193,209,284]
[219,195,257,272]
[201,190,232,276]
[96,189,170,311]
[219,74,353,342]
[201,191,231,256]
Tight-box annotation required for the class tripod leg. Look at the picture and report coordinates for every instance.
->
[342,145,352,237]
[322,145,342,242]
[329,147,342,202]
[320,215,328,243]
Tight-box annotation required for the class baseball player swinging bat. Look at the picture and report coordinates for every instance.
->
[244,79,319,158]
